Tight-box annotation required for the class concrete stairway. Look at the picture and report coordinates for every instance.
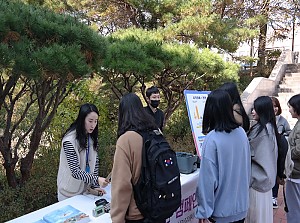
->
[275,63,300,128]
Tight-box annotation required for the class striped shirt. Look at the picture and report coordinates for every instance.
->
[63,140,99,187]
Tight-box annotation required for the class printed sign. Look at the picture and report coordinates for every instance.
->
[184,90,210,157]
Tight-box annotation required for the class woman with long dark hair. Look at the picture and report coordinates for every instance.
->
[219,82,250,132]
[246,96,279,223]
[270,96,291,208]
[57,103,108,201]
[196,89,251,223]
[110,93,157,223]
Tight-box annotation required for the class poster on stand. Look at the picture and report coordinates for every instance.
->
[184,90,210,157]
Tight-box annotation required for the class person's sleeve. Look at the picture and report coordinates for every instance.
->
[291,129,300,160]
[281,118,291,135]
[284,119,291,134]
[160,109,164,131]
[195,157,218,220]
[110,144,132,223]
[63,141,98,185]
[277,135,288,178]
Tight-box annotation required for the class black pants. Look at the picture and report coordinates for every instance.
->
[125,219,165,223]
[272,182,279,198]
[125,220,145,223]
[232,219,245,223]
[208,218,245,223]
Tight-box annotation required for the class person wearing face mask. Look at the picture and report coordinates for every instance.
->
[144,86,165,131]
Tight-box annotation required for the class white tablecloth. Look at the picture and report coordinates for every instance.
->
[7,169,200,223]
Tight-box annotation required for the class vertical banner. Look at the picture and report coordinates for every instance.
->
[184,90,210,157]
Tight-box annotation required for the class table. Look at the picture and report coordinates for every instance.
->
[7,169,199,223]
[6,188,112,223]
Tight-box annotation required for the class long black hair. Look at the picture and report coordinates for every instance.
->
[64,103,99,150]
[250,96,280,147]
[117,93,157,137]
[202,89,239,134]
[219,82,250,131]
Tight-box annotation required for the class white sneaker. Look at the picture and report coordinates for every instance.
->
[272,197,278,209]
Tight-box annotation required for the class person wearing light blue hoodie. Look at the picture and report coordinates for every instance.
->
[195,89,251,223]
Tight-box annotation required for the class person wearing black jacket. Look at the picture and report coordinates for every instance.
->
[144,86,164,131]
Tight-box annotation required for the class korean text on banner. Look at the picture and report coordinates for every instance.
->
[184,90,210,157]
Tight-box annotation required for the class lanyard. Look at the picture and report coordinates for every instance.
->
[86,136,90,173]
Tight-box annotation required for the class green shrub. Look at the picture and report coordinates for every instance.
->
[0,146,59,222]
[164,105,195,154]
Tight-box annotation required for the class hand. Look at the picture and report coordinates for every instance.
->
[98,177,109,187]
[87,186,106,196]
[277,176,285,185]
[93,187,106,196]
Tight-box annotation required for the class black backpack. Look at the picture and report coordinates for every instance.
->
[132,129,181,223]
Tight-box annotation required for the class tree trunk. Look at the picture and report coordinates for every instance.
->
[4,158,18,188]
[19,79,67,184]
[250,39,254,76]
[0,139,18,188]
[257,23,267,76]
[20,152,34,185]
[257,0,270,77]
[20,128,43,184]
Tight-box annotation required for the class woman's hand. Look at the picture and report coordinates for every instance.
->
[98,177,109,187]
[93,187,106,196]
[87,186,106,196]
[277,176,285,185]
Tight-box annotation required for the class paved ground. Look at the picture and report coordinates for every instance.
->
[273,185,287,223]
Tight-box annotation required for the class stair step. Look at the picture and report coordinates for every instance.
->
[283,76,300,80]
[278,93,298,99]
[281,80,300,84]
[285,69,300,72]
[278,86,300,92]
[278,89,298,93]
[285,72,300,77]
[278,84,300,88]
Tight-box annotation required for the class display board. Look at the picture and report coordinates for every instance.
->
[184,90,210,157]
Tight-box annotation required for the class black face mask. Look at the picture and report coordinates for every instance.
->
[150,100,160,108]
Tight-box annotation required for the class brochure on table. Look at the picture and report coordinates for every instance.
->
[184,90,210,157]
[34,205,90,223]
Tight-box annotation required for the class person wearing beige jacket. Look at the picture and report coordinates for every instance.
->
[110,93,158,223]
